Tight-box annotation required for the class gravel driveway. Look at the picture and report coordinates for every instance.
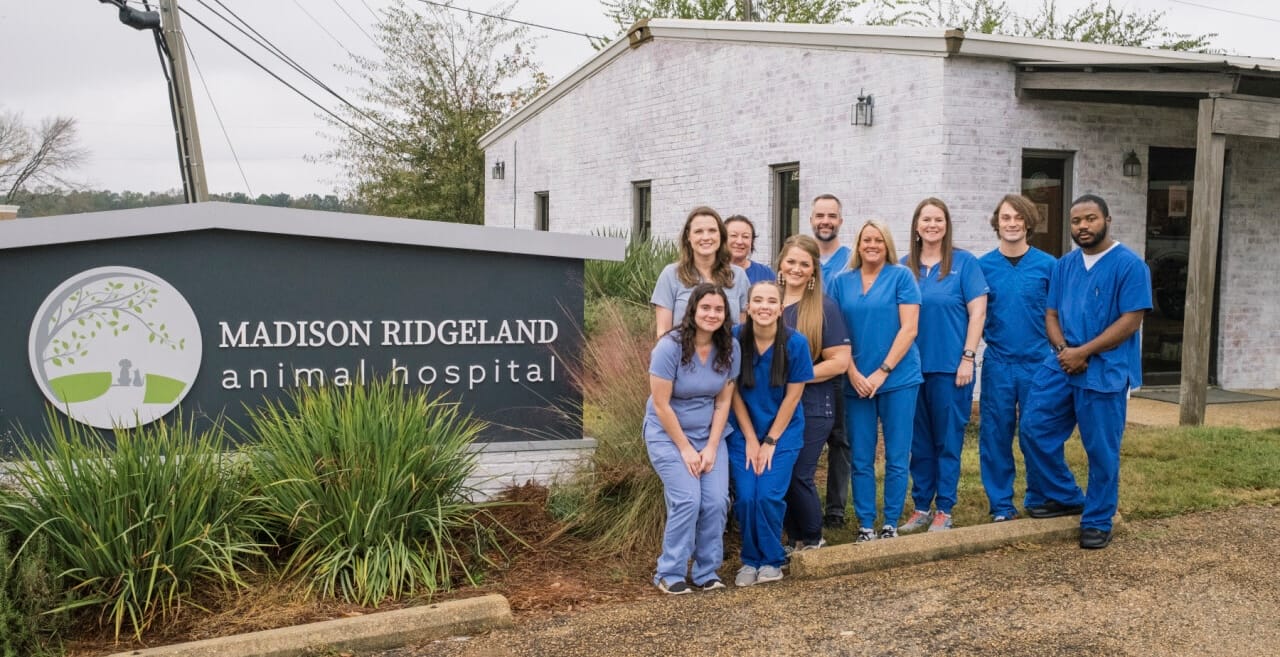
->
[383,505,1279,657]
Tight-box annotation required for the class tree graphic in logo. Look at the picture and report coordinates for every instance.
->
[28,266,202,429]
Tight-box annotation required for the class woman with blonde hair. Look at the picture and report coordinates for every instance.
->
[775,235,850,550]
[828,221,923,542]
[899,198,988,534]
[651,206,750,337]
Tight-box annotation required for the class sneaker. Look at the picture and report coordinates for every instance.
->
[735,565,758,587]
[878,524,898,539]
[993,512,1018,523]
[696,578,726,592]
[900,510,933,533]
[657,579,692,595]
[797,538,827,551]
[928,511,953,532]
[855,527,876,543]
[783,543,796,558]
[756,565,784,584]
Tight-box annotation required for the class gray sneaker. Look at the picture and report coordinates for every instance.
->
[756,565,784,584]
[855,527,876,543]
[735,565,758,587]
[900,510,932,532]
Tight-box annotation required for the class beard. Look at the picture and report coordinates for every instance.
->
[1071,221,1108,249]
[814,227,838,242]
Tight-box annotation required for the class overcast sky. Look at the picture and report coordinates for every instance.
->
[2,0,1277,197]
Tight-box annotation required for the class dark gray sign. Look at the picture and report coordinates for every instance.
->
[1,204,622,449]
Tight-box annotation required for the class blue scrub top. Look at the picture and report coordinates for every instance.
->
[820,245,852,291]
[651,263,751,327]
[979,247,1056,363]
[783,296,850,418]
[829,264,924,394]
[644,331,742,445]
[744,260,776,284]
[905,249,989,374]
[729,325,814,446]
[1045,243,1152,393]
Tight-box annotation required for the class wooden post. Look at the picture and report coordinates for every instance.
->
[1178,98,1226,426]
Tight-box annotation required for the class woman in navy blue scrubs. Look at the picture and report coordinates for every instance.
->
[728,281,812,586]
[899,198,988,533]
[828,221,923,542]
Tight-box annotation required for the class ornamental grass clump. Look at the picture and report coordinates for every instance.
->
[243,380,496,606]
[0,413,262,641]
[584,230,677,308]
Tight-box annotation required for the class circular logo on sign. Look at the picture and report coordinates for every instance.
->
[28,266,202,429]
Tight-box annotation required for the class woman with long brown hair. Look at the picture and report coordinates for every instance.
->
[651,206,750,337]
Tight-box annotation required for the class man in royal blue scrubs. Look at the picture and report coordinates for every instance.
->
[811,194,853,528]
[1020,194,1151,549]
[977,194,1056,522]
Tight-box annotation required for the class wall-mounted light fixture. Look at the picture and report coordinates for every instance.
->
[1122,150,1142,178]
[491,160,505,180]
[853,90,874,127]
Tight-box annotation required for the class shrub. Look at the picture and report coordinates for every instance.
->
[243,380,498,606]
[0,413,263,640]
[0,530,68,657]
[558,301,666,556]
[584,230,677,309]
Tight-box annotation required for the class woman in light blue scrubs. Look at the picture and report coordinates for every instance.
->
[728,281,812,586]
[900,198,988,533]
[828,221,923,542]
[645,283,741,594]
[652,207,750,336]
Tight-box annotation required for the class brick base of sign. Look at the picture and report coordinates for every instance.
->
[466,438,597,500]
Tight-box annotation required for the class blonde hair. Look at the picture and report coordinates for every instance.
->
[776,235,824,361]
[849,220,899,270]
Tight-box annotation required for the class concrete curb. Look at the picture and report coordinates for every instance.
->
[790,515,1123,580]
[107,594,513,657]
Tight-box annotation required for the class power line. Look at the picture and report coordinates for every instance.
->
[410,0,606,40]
[177,5,391,149]
[328,0,376,43]
[358,0,380,22]
[289,0,356,55]
[1166,0,1280,24]
[183,31,253,196]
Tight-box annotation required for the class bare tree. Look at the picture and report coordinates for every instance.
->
[0,110,87,204]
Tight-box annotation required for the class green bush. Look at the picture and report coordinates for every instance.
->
[243,380,498,606]
[584,230,677,308]
[0,530,68,657]
[0,414,263,640]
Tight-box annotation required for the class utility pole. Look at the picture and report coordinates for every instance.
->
[158,0,209,202]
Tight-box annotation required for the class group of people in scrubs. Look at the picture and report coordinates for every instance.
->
[642,193,1150,594]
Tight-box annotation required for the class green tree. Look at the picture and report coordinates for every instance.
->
[326,0,547,224]
[0,110,86,204]
[874,0,1214,51]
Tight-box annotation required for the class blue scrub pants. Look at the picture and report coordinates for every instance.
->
[824,394,851,520]
[727,435,801,569]
[978,357,1047,518]
[910,373,975,515]
[647,437,730,586]
[784,414,834,545]
[1019,366,1126,532]
[846,385,918,530]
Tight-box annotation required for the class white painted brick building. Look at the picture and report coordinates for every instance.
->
[481,20,1280,391]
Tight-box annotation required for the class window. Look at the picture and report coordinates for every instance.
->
[1021,151,1073,257]
[772,163,800,248]
[632,181,652,242]
[534,191,549,231]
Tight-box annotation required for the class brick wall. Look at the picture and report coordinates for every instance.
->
[466,438,596,500]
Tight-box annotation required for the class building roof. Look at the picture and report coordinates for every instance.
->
[480,19,1280,148]
[0,202,625,261]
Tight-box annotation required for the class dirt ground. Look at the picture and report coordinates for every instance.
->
[381,505,1280,657]
[1125,389,1280,431]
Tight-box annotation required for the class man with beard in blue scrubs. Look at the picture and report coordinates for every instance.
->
[977,194,1056,523]
[811,194,853,529]
[1020,194,1151,549]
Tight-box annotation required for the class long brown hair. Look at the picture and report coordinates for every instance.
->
[776,235,824,362]
[672,283,735,374]
[907,197,954,281]
[676,206,734,288]
[738,281,790,389]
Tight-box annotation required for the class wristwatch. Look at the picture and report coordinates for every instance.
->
[962,349,976,360]
[879,363,893,374]
[761,435,778,446]
[1054,343,1068,354]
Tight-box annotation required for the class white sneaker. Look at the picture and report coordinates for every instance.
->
[855,527,876,543]
[735,565,758,587]
[878,524,898,539]
[756,565,784,584]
